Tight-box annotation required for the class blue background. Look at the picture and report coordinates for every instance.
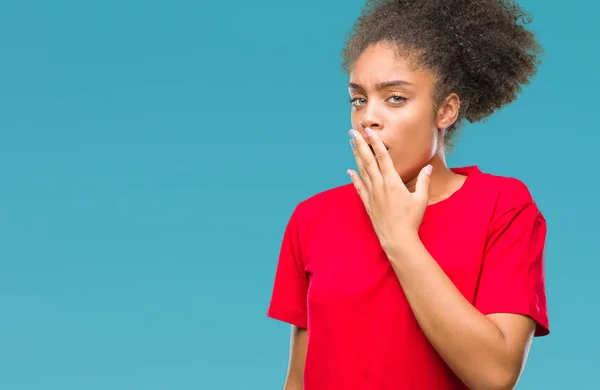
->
[0,0,596,388]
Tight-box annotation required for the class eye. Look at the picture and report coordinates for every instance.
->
[388,95,406,104]
[350,97,367,107]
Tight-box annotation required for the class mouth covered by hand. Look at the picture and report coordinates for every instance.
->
[369,144,389,154]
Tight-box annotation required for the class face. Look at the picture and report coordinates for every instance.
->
[348,42,456,183]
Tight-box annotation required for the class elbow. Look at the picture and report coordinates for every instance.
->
[283,377,304,390]
[474,367,520,390]
[487,378,519,390]
[283,384,303,390]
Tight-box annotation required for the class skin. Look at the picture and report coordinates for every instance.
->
[283,42,536,390]
[283,326,307,390]
[348,42,466,201]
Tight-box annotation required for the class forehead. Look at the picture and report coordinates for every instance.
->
[349,42,434,88]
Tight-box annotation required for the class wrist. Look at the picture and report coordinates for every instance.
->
[383,230,423,263]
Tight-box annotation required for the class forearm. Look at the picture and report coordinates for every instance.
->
[386,235,521,390]
[283,371,304,390]
[283,326,306,390]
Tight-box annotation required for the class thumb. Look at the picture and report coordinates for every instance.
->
[414,164,432,206]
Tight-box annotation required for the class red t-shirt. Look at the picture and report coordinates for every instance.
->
[267,166,549,389]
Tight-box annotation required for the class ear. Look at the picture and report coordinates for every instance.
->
[436,93,460,131]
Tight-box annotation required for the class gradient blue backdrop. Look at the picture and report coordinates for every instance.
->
[0,0,597,389]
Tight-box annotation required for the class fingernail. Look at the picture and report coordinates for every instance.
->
[365,127,373,137]
[348,129,358,139]
[424,165,433,175]
[347,169,353,177]
[349,139,356,149]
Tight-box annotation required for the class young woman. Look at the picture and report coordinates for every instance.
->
[267,0,549,389]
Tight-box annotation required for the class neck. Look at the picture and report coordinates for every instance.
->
[404,153,464,205]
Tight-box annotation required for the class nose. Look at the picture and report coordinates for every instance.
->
[358,114,387,150]
[360,120,381,130]
[359,110,382,131]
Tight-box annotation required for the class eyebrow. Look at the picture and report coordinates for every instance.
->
[349,80,414,90]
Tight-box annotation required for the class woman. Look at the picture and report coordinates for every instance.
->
[267,0,549,389]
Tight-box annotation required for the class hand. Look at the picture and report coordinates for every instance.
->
[347,128,432,252]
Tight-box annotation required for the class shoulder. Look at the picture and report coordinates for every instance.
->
[292,183,356,222]
[280,184,357,249]
[479,169,536,203]
[464,166,543,220]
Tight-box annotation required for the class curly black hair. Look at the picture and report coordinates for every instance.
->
[341,0,543,143]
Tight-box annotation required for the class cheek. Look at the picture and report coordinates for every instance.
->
[388,108,436,144]
[386,107,438,161]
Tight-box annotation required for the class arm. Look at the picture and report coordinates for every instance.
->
[283,326,307,390]
[346,126,546,389]
[266,205,310,388]
[387,236,535,390]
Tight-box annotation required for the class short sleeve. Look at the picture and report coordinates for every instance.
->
[474,201,549,337]
[267,206,309,329]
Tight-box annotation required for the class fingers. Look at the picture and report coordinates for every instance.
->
[363,127,396,179]
[414,164,433,206]
[349,129,381,186]
[347,169,368,202]
[349,138,372,191]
